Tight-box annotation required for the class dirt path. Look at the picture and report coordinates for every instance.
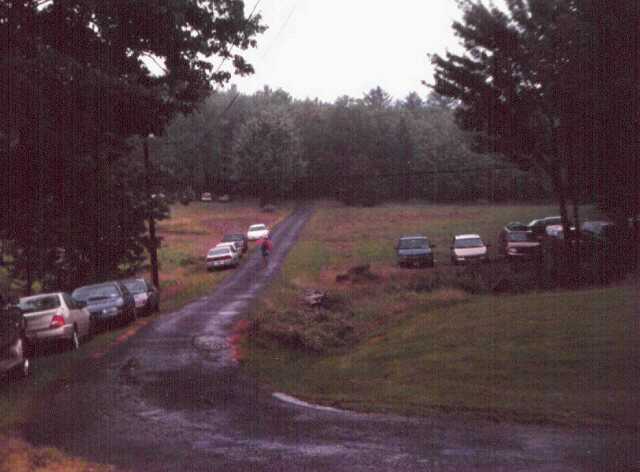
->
[23,207,634,471]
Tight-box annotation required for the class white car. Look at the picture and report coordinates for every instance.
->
[247,224,269,241]
[450,234,489,264]
[215,242,242,257]
[18,292,92,351]
[206,246,240,270]
[201,192,213,202]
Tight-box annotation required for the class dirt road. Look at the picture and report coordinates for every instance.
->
[24,207,635,471]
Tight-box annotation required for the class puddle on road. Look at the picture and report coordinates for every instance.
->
[137,368,249,412]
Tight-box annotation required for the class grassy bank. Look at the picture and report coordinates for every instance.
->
[243,202,638,426]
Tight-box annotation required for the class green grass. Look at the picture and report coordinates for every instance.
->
[243,202,637,426]
[244,284,637,426]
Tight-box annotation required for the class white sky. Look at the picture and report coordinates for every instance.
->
[225,0,464,103]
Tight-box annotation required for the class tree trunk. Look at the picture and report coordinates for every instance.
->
[143,137,160,289]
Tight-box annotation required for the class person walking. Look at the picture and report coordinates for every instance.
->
[259,235,273,268]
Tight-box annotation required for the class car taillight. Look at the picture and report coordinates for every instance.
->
[50,313,65,328]
[220,255,231,260]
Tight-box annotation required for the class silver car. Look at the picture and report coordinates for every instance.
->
[206,246,240,270]
[18,292,92,351]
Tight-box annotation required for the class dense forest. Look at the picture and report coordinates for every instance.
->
[151,86,553,205]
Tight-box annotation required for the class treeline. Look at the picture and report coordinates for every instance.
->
[0,0,264,294]
[153,86,553,205]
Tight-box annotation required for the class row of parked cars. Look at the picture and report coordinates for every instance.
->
[1,277,159,381]
[205,224,270,271]
[395,215,626,267]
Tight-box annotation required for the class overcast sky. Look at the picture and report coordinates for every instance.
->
[225,0,463,103]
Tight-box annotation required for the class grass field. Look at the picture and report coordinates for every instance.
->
[243,202,638,427]
[0,200,290,471]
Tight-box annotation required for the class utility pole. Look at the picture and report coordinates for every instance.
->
[143,136,160,289]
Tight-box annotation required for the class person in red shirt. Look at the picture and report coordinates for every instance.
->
[259,235,273,267]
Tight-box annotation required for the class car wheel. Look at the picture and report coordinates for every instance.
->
[69,328,80,351]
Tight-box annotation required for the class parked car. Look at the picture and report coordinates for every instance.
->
[215,241,242,257]
[72,281,136,327]
[498,223,541,260]
[18,292,91,351]
[581,221,618,242]
[247,224,269,241]
[120,279,159,316]
[528,216,562,239]
[450,234,488,264]
[0,303,30,379]
[206,246,240,270]
[396,235,435,268]
[201,192,213,202]
[222,233,249,254]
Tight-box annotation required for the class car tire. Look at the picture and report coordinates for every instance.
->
[69,328,80,351]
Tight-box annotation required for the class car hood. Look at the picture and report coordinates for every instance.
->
[398,248,432,256]
[454,247,487,257]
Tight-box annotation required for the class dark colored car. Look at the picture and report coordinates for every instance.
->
[528,216,562,239]
[498,222,541,260]
[222,233,249,254]
[1,303,30,380]
[72,281,136,327]
[396,235,435,268]
[121,278,159,316]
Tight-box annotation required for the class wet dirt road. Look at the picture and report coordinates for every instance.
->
[24,207,636,471]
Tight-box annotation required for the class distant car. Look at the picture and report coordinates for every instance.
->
[218,194,231,203]
[450,234,488,264]
[18,292,92,351]
[528,216,562,239]
[201,192,213,202]
[72,281,136,327]
[396,235,435,268]
[0,303,30,380]
[120,279,159,316]
[222,233,248,254]
[581,221,617,241]
[498,223,540,260]
[206,246,240,270]
[247,224,269,241]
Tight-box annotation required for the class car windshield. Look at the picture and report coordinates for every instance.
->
[73,284,120,302]
[454,237,483,248]
[18,295,60,313]
[223,234,243,242]
[249,225,266,231]
[123,280,147,294]
[398,238,428,249]
[507,232,531,242]
[209,248,229,256]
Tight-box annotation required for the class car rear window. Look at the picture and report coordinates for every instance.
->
[223,234,243,242]
[18,295,61,314]
[250,225,266,231]
[507,232,532,242]
[72,284,120,301]
[209,248,230,256]
[454,238,483,248]
[398,238,428,249]
[123,280,147,294]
